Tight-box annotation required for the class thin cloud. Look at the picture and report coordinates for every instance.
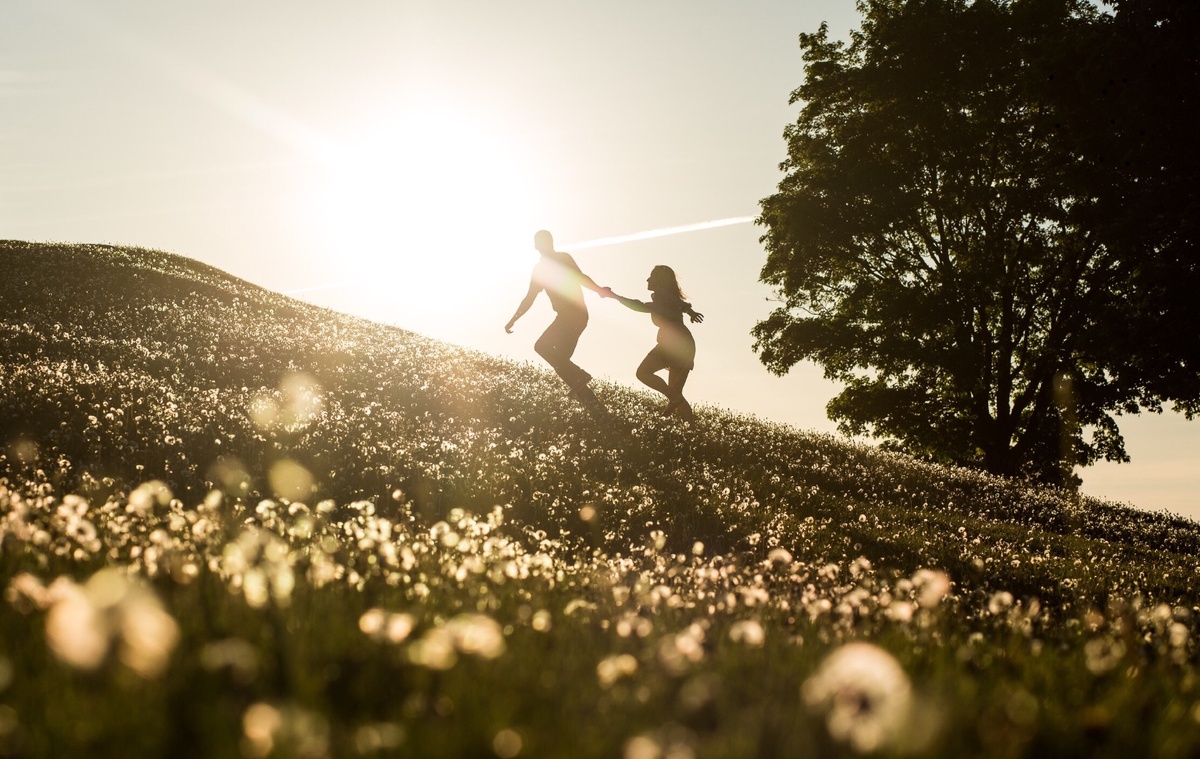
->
[565,216,755,251]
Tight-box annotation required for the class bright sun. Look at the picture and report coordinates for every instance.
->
[313,102,540,339]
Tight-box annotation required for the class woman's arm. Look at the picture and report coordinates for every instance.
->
[609,293,651,313]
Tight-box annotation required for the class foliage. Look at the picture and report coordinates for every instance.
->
[754,0,1199,486]
[3,241,1200,758]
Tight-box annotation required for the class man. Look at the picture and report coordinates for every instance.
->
[505,230,608,403]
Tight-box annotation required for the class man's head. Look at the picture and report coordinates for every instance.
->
[534,229,554,254]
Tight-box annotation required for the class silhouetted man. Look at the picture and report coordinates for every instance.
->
[506,230,607,403]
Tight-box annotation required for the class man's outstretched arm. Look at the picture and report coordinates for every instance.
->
[560,252,607,295]
[505,280,541,333]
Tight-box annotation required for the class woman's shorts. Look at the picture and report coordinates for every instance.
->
[644,328,695,371]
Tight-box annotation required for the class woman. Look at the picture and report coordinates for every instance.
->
[603,265,704,419]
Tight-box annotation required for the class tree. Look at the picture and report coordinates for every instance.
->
[755,0,1200,486]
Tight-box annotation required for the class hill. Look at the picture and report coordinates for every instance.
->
[3,240,1200,757]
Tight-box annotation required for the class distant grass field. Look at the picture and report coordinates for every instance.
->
[3,240,1200,758]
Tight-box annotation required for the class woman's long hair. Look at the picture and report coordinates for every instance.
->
[649,265,686,300]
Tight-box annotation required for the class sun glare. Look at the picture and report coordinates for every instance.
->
[313,103,539,340]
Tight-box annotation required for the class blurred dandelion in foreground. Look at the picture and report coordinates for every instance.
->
[359,609,416,644]
[729,619,766,647]
[912,569,952,608]
[987,591,1014,616]
[407,613,505,670]
[269,459,315,501]
[767,547,793,565]
[1084,636,1127,675]
[128,480,172,516]
[802,642,914,753]
[250,372,325,433]
[624,725,697,759]
[355,722,405,753]
[42,569,179,678]
[242,702,329,759]
[597,653,639,688]
[493,728,523,758]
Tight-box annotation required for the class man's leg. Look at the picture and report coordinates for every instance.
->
[535,314,590,388]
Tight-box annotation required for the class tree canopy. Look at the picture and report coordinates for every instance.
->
[755,0,1200,486]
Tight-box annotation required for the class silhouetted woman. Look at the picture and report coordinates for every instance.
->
[603,265,703,419]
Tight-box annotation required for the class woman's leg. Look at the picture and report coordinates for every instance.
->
[664,368,692,416]
[667,368,690,400]
[636,351,672,399]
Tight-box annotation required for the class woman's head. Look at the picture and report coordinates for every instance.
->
[647,265,684,298]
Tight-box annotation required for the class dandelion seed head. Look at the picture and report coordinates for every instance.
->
[988,591,1014,616]
[625,735,661,759]
[242,702,282,757]
[803,642,913,753]
[386,613,416,644]
[446,613,505,658]
[767,548,793,565]
[1084,636,1126,675]
[597,653,639,687]
[532,607,554,629]
[268,459,315,502]
[354,722,405,753]
[729,619,766,647]
[493,728,523,758]
[886,601,915,623]
[128,480,172,516]
[408,629,457,670]
[359,608,386,637]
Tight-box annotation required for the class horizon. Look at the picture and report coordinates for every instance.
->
[2,0,1196,517]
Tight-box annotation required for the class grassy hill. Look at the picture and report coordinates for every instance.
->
[2,239,1200,758]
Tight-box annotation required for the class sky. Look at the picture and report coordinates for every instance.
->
[3,0,1197,519]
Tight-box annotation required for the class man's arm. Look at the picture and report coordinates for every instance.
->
[505,280,541,333]
[562,253,606,294]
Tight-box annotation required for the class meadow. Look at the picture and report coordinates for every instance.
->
[3,240,1200,758]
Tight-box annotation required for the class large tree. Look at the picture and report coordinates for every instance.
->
[755,0,1199,486]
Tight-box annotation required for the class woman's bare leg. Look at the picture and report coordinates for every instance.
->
[636,352,673,400]
[665,369,692,416]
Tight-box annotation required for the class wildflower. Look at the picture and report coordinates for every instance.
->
[912,569,951,608]
[493,728,523,758]
[1084,636,1126,675]
[729,620,766,647]
[987,591,1014,616]
[407,628,458,670]
[354,723,405,753]
[886,601,915,624]
[444,613,504,658]
[597,653,639,687]
[43,570,179,678]
[802,642,913,753]
[5,573,50,614]
[767,548,793,565]
[242,702,329,759]
[128,480,172,516]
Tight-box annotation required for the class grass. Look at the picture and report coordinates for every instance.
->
[2,239,1200,758]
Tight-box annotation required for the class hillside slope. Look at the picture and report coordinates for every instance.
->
[5,240,1200,757]
[2,240,1197,606]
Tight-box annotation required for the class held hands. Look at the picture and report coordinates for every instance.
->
[598,286,616,299]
